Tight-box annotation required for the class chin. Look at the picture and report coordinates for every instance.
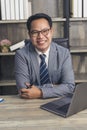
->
[41,48,48,52]
[37,45,49,52]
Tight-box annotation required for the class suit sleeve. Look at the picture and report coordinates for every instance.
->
[15,49,31,90]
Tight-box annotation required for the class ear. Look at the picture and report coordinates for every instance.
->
[28,31,31,38]
[51,27,54,34]
[50,27,54,36]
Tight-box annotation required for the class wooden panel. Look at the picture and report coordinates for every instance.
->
[53,22,64,38]
[0,55,15,80]
[32,0,63,17]
[70,21,87,46]
[0,86,18,95]
[71,54,87,73]
[0,23,29,44]
[75,73,87,83]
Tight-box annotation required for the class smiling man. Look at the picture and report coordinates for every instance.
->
[15,13,75,99]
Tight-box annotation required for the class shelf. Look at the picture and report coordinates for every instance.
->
[70,17,87,22]
[0,80,16,86]
[75,73,87,83]
[0,18,66,24]
[0,52,15,56]
[0,20,27,24]
[1,18,87,24]
[70,46,87,53]
[52,17,66,22]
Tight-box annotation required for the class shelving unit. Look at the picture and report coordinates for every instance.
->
[70,46,87,53]
[0,18,66,90]
[69,16,87,83]
[0,0,87,94]
[0,52,15,56]
[75,73,87,83]
[0,52,15,86]
[0,80,16,86]
[70,46,87,83]
[0,0,67,94]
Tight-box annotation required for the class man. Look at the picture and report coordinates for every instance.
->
[15,13,75,99]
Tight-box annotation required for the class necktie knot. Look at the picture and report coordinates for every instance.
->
[39,54,46,61]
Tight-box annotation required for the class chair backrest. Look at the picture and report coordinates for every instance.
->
[52,38,68,48]
[25,38,68,49]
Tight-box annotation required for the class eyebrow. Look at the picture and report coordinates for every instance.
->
[31,28,50,32]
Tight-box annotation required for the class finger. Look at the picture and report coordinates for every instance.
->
[21,88,29,93]
[21,93,29,99]
[25,82,31,87]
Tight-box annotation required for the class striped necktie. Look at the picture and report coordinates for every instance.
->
[39,54,50,85]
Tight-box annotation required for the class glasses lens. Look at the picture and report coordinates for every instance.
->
[31,31,38,37]
[41,29,50,36]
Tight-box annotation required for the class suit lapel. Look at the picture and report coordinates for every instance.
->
[29,45,40,84]
[48,43,59,81]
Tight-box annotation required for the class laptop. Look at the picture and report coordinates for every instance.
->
[40,83,87,117]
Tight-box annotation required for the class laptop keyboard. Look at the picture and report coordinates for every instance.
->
[43,102,59,109]
[41,97,71,115]
[42,102,70,114]
[57,103,70,113]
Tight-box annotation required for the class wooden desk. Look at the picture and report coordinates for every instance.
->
[0,95,87,130]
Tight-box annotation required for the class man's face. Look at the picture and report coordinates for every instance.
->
[29,18,53,53]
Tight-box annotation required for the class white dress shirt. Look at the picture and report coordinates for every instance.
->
[35,47,50,67]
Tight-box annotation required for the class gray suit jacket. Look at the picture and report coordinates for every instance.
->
[15,41,75,98]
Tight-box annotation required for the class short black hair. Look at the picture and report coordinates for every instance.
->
[26,13,52,32]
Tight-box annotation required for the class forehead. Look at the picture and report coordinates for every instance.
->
[30,18,50,30]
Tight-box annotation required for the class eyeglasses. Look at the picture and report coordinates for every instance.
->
[30,28,51,37]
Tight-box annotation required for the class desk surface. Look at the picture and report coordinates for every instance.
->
[0,95,87,130]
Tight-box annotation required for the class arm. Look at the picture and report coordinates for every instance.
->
[15,49,31,90]
[15,49,43,99]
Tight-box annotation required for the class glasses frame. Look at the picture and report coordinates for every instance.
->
[30,28,51,37]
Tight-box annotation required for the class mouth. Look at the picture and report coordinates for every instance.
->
[37,40,46,45]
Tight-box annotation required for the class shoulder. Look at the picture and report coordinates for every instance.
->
[51,41,70,55]
[51,41,71,62]
[15,42,34,57]
[51,42,72,64]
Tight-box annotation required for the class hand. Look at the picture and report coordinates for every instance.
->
[20,84,43,99]
[25,82,32,89]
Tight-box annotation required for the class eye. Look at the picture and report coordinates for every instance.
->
[31,31,38,35]
[42,29,49,35]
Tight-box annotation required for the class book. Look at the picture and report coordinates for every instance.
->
[6,0,11,20]
[15,0,20,20]
[73,0,82,17]
[24,0,29,19]
[19,0,24,19]
[10,0,15,20]
[0,1,1,20]
[83,0,87,17]
[77,0,82,17]
[10,40,25,51]
[1,0,6,20]
[28,2,32,17]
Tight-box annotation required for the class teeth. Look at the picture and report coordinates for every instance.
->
[38,41,44,44]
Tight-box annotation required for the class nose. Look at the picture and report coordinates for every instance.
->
[37,32,43,38]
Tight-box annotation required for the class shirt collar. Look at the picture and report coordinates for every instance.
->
[35,46,50,58]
